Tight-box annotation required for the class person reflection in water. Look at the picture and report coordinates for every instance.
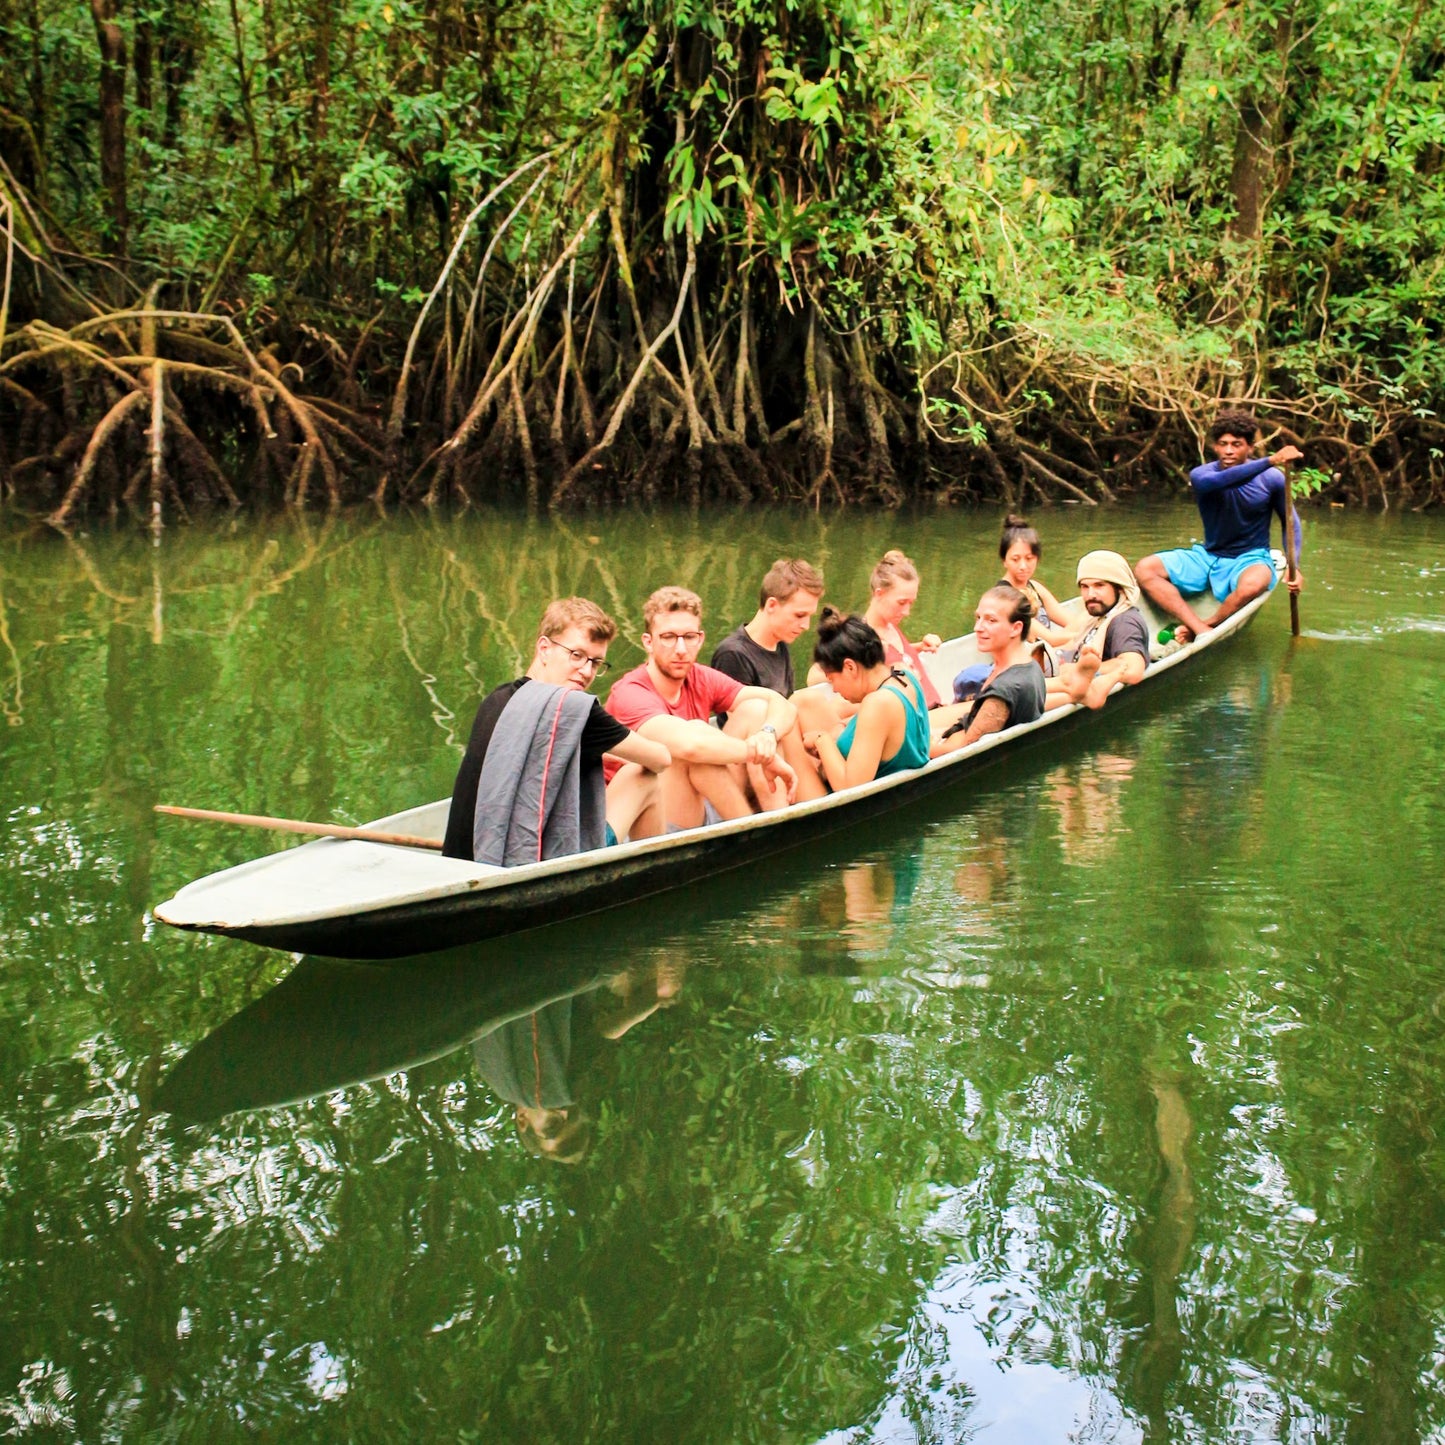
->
[471,958,686,1162]
[472,1000,591,1163]
[1047,752,1138,867]
[812,853,923,963]
[597,958,685,1040]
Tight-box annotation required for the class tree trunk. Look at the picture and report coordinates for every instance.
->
[1228,11,1293,242]
[134,15,153,123]
[161,8,196,153]
[89,0,128,257]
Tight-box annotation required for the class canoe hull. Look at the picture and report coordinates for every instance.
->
[183,700,1089,957]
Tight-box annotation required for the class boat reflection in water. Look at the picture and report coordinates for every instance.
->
[155,939,607,1124]
[158,941,691,1133]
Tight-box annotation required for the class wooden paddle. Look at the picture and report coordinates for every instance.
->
[155,805,444,850]
[1283,461,1301,636]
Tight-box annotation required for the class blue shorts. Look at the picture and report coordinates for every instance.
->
[604,823,617,847]
[1156,544,1277,602]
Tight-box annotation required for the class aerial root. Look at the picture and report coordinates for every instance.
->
[5,309,372,522]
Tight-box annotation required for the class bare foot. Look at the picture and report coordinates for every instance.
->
[746,761,790,812]
[1067,649,1101,703]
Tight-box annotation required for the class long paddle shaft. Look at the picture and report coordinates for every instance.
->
[155,805,444,851]
[1283,463,1301,636]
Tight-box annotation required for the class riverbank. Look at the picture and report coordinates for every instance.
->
[3,298,1440,522]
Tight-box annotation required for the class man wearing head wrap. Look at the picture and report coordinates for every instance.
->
[1043,551,1151,711]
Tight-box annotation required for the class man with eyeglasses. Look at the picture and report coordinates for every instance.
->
[604,586,806,830]
[442,597,672,861]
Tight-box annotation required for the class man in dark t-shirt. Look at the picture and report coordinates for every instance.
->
[1045,552,1151,712]
[442,598,671,860]
[709,557,824,722]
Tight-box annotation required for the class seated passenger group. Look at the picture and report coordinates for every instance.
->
[445,533,1155,862]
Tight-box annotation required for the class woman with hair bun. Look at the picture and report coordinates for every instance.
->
[930,584,1046,757]
[805,547,944,709]
[998,514,1077,641]
[862,549,944,708]
[800,609,932,788]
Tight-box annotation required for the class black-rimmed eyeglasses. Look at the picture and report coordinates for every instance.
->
[542,638,611,674]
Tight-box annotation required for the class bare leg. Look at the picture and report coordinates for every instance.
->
[779,723,828,801]
[1195,563,1273,628]
[786,687,840,800]
[605,763,663,841]
[662,759,753,828]
[659,763,706,829]
[1136,555,1211,638]
[724,695,770,736]
[1081,658,1130,710]
[930,700,971,735]
[725,692,825,805]
[721,696,770,799]
[792,683,856,730]
[746,760,791,812]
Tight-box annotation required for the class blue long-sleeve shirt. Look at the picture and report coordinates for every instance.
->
[1188,456,1302,559]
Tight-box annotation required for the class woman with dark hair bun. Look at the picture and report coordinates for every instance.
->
[800,608,932,788]
[998,514,1076,641]
[930,585,1046,757]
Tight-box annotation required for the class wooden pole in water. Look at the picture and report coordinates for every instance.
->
[1283,462,1301,636]
[155,805,445,851]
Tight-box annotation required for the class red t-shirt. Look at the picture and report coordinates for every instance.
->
[602,663,743,781]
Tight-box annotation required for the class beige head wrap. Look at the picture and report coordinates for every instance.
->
[1072,551,1141,654]
[1075,551,1140,608]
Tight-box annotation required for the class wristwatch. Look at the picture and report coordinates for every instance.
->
[759,723,777,736]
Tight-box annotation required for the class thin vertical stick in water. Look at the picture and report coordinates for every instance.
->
[149,359,165,538]
[1284,463,1301,636]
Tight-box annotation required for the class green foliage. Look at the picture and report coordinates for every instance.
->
[997,0,1445,416]
[1,0,1442,504]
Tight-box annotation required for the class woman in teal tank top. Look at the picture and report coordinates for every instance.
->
[802,609,932,790]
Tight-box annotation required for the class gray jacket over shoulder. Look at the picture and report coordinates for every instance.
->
[473,683,607,866]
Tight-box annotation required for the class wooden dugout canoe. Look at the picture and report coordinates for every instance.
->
[153,561,1282,960]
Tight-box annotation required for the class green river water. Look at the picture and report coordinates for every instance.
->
[1,501,1442,1442]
